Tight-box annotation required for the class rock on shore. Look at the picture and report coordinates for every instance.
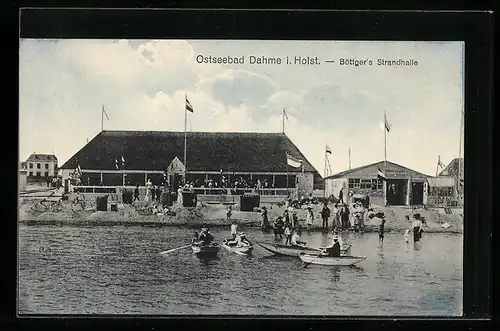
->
[18,197,463,234]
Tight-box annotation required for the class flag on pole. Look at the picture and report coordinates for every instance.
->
[121,156,125,167]
[76,164,82,174]
[377,167,387,180]
[286,152,302,168]
[384,113,391,132]
[283,109,288,120]
[326,145,332,154]
[186,96,194,113]
[438,156,445,168]
[102,105,109,120]
[115,158,119,170]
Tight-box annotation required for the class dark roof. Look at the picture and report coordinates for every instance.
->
[60,130,320,174]
[325,160,431,179]
[26,154,58,162]
[438,158,464,178]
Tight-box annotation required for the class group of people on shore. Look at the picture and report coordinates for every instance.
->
[133,179,166,203]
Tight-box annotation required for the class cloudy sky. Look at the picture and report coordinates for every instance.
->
[19,39,464,176]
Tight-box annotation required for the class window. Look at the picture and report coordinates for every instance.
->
[37,163,41,169]
[371,179,384,190]
[29,163,33,169]
[29,172,33,176]
[348,178,360,189]
[360,179,373,189]
[36,172,41,177]
[45,172,49,177]
[45,164,49,169]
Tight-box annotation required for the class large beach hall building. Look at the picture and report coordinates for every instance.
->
[60,130,322,198]
[324,161,431,206]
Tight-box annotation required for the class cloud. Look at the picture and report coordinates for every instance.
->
[19,39,464,176]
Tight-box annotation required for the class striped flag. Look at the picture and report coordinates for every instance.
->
[377,167,387,181]
[286,152,302,168]
[326,145,332,154]
[384,113,391,132]
[186,95,194,112]
[283,109,288,120]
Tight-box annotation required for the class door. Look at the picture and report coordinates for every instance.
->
[411,182,424,205]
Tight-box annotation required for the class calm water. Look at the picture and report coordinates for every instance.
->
[18,225,463,316]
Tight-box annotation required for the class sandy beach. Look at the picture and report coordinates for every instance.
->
[18,190,463,234]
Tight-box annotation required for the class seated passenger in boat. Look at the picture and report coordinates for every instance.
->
[290,230,306,247]
[238,233,251,246]
[324,235,341,257]
[191,231,199,244]
[198,228,214,246]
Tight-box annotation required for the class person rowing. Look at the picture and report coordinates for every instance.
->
[197,228,214,246]
[323,234,341,257]
[290,229,306,247]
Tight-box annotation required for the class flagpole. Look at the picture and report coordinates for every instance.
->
[101,106,104,132]
[324,145,327,178]
[324,146,327,198]
[384,111,388,206]
[286,164,289,197]
[349,148,351,170]
[184,105,187,182]
[435,156,440,177]
[282,109,285,133]
[458,108,464,204]
[384,111,387,174]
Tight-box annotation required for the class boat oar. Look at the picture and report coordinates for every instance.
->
[302,251,325,269]
[159,244,191,255]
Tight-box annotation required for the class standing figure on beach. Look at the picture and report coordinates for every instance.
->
[284,224,292,245]
[341,204,350,230]
[412,216,423,242]
[133,184,140,202]
[260,206,269,230]
[145,179,152,202]
[379,216,386,243]
[156,185,162,203]
[321,202,331,230]
[338,188,344,205]
[177,186,183,205]
[404,228,410,243]
[291,210,298,229]
[332,203,340,230]
[150,185,156,202]
[230,220,238,239]
[306,206,314,232]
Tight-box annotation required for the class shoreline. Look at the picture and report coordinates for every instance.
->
[18,197,463,234]
[18,218,462,234]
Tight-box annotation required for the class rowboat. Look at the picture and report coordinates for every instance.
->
[222,239,254,256]
[255,241,322,257]
[191,242,220,258]
[299,252,366,266]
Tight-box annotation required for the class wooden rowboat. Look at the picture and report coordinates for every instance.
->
[222,239,254,256]
[255,241,322,257]
[299,253,366,266]
[191,242,220,258]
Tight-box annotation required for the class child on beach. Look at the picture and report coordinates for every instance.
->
[379,217,386,243]
[404,228,410,243]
